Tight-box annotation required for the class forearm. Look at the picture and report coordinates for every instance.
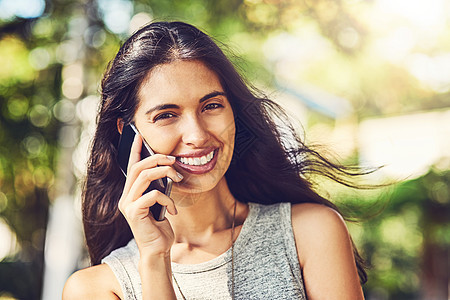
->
[139,254,177,300]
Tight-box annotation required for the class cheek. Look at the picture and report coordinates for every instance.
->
[225,122,236,150]
[225,112,236,146]
[215,114,236,151]
[134,114,178,155]
[141,127,179,155]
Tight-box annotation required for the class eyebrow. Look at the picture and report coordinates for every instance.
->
[145,91,226,115]
[199,91,226,103]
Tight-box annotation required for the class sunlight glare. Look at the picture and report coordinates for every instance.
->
[0,218,18,260]
[376,0,446,29]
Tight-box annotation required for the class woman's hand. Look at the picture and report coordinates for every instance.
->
[118,134,182,259]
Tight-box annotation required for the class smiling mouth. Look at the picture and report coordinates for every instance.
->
[175,149,218,174]
[177,149,215,166]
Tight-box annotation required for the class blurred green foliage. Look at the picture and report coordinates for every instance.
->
[0,0,449,299]
[353,169,450,299]
[0,28,60,300]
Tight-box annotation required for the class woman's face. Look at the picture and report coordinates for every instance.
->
[134,60,236,197]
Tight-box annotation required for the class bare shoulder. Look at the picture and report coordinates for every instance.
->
[62,263,122,300]
[290,203,364,299]
[291,203,351,264]
[291,202,347,235]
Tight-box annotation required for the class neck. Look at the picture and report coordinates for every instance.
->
[167,178,236,244]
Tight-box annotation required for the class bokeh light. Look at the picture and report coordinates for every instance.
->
[0,0,45,20]
[0,218,18,261]
[29,47,51,71]
[53,99,76,123]
[97,0,133,34]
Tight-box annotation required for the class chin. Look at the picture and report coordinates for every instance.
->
[170,175,228,206]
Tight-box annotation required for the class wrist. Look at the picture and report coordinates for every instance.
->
[138,252,172,276]
[139,254,176,300]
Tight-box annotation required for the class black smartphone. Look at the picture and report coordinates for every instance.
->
[117,123,172,221]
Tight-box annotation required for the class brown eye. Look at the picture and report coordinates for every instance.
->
[203,103,223,112]
[153,112,176,122]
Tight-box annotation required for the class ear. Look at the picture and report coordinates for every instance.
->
[117,118,124,134]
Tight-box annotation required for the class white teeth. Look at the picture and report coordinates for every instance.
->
[178,150,215,166]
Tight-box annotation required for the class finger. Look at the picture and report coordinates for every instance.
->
[125,155,180,194]
[129,165,182,197]
[130,153,177,176]
[126,166,182,205]
[140,190,177,216]
[122,190,177,220]
[124,153,177,195]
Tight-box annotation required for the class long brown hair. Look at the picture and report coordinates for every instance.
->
[83,21,368,283]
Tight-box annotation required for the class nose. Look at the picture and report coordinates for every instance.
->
[180,115,210,147]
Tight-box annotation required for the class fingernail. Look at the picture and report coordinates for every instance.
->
[176,172,184,180]
[167,155,176,161]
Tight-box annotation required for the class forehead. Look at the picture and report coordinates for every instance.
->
[138,60,223,106]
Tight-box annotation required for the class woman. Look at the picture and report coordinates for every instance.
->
[63,21,366,299]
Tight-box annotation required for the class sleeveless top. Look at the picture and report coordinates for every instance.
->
[102,202,307,299]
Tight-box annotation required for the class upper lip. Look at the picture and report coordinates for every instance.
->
[175,147,217,158]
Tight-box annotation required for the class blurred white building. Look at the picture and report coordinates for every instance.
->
[358,108,450,180]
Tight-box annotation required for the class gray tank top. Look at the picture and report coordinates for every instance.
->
[102,202,307,299]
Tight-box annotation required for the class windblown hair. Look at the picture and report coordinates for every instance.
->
[83,21,368,283]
